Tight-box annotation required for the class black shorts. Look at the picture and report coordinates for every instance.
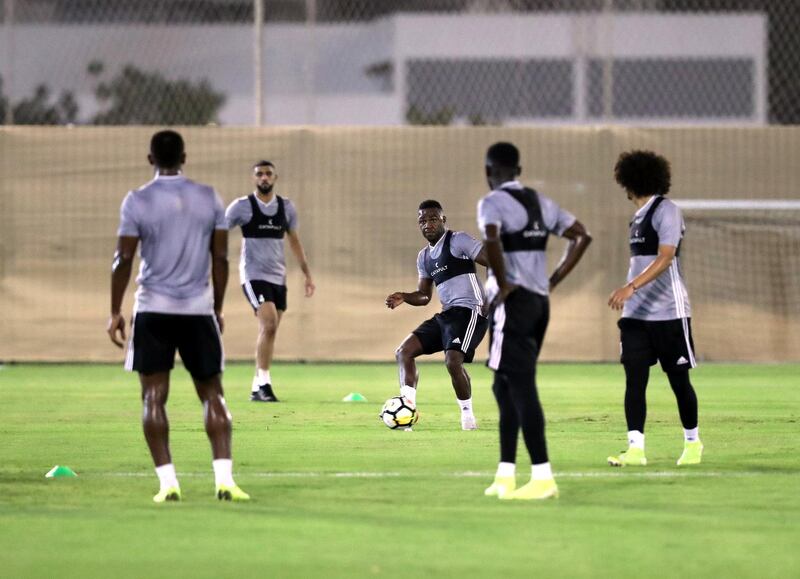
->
[242,280,287,312]
[488,288,549,375]
[412,307,488,363]
[125,312,224,380]
[618,317,697,372]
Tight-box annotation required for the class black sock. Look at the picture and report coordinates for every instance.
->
[667,369,698,430]
[505,370,548,465]
[624,364,650,433]
[493,373,519,463]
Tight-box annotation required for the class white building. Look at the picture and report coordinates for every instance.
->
[1,12,766,125]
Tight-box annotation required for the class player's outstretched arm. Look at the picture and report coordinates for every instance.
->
[386,278,433,309]
[608,244,677,310]
[549,220,592,291]
[211,229,228,333]
[108,235,139,347]
[286,229,315,297]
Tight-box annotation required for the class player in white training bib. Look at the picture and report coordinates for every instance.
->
[226,160,315,402]
[386,200,489,431]
[607,150,703,468]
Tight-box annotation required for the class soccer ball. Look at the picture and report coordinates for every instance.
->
[379,396,419,429]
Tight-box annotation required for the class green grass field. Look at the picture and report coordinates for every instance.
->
[1,362,798,578]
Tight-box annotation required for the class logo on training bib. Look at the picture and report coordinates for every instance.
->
[522,223,548,238]
[258,294,265,303]
[630,233,646,244]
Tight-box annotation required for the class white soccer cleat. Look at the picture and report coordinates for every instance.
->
[461,415,478,430]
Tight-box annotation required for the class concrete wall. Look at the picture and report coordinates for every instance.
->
[1,126,798,363]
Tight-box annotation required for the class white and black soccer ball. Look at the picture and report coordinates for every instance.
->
[379,396,419,429]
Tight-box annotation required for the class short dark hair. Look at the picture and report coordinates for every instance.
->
[614,150,672,197]
[486,142,520,168]
[150,130,184,168]
[253,160,275,170]
[418,199,443,211]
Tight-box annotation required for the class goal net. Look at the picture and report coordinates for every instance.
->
[677,200,800,362]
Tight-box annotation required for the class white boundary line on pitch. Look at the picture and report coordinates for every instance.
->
[96,470,764,479]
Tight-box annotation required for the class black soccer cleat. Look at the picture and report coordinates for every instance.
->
[249,383,280,402]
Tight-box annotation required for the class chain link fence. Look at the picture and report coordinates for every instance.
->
[2,1,800,363]
[2,0,800,126]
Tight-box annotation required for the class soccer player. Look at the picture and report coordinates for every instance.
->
[479,142,592,500]
[386,200,489,430]
[607,150,703,467]
[225,160,315,402]
[107,130,249,503]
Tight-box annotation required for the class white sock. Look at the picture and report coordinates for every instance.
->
[531,462,553,481]
[628,430,645,450]
[496,462,515,478]
[257,368,271,386]
[212,459,235,487]
[400,385,416,405]
[155,463,179,491]
[251,376,260,393]
[457,397,473,415]
[684,427,699,442]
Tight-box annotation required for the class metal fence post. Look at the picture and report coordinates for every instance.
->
[254,0,264,126]
[3,0,15,125]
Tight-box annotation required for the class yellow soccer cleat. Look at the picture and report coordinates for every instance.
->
[677,440,704,466]
[484,476,516,498]
[216,484,251,502]
[500,478,559,501]
[608,447,647,467]
[153,486,181,503]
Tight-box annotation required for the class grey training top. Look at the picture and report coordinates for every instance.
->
[623,196,692,321]
[225,194,299,286]
[117,173,227,315]
[417,230,486,313]
[477,180,576,297]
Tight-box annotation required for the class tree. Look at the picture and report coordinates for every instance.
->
[406,104,455,125]
[89,61,226,125]
[13,85,79,125]
[0,76,79,125]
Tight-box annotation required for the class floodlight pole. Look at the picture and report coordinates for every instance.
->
[254,0,264,126]
[305,0,317,124]
[601,0,614,122]
[3,0,15,125]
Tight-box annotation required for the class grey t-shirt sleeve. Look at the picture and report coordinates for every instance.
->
[417,248,431,279]
[117,192,139,237]
[284,199,299,231]
[539,193,577,236]
[451,231,483,260]
[477,196,503,236]
[213,192,228,230]
[652,200,684,246]
[225,198,251,229]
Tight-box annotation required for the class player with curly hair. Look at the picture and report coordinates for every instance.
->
[607,150,703,468]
